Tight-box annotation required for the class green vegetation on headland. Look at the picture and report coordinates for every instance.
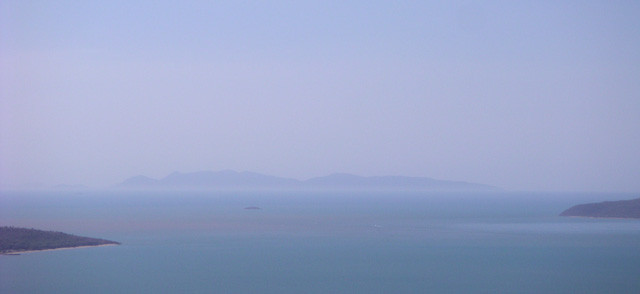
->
[560,198,640,219]
[0,226,120,254]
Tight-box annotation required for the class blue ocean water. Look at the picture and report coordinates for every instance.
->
[1,190,639,293]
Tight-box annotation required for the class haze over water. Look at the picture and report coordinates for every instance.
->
[1,1,640,192]
[2,190,640,293]
[2,2,640,293]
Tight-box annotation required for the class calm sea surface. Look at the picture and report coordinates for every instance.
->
[1,190,639,293]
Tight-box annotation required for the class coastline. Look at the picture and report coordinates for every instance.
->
[562,215,640,220]
[1,243,118,255]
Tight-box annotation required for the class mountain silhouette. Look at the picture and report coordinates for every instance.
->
[117,170,498,191]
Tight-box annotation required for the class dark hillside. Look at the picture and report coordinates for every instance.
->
[560,198,640,219]
[0,226,119,254]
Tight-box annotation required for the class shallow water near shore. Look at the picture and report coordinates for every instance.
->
[1,190,639,293]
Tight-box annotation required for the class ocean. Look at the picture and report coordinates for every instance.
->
[1,190,639,293]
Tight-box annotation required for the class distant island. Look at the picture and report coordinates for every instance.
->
[116,170,498,192]
[0,227,120,255]
[560,198,640,219]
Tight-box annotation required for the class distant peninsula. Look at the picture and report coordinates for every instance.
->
[0,227,120,255]
[560,198,640,219]
[116,170,498,192]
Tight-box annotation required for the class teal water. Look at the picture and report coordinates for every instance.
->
[1,191,639,293]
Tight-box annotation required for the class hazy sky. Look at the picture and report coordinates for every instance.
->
[1,1,639,192]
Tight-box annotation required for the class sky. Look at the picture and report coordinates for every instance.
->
[1,0,639,192]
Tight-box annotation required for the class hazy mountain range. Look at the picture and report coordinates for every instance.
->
[117,170,498,191]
